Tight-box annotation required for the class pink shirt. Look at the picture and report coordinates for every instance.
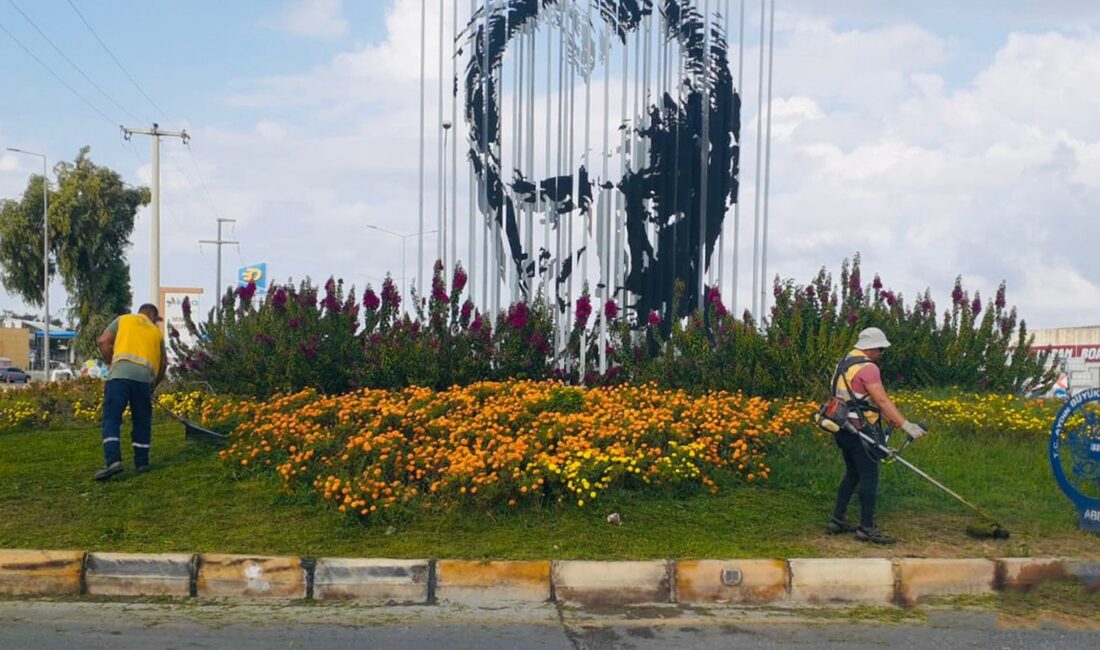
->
[849,362,882,397]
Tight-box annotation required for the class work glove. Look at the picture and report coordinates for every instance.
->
[901,421,926,440]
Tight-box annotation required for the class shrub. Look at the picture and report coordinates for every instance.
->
[170,256,1054,399]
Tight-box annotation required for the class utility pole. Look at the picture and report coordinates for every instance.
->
[122,123,189,303]
[199,218,238,320]
[5,148,48,376]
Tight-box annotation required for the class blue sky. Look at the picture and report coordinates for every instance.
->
[2,0,1099,330]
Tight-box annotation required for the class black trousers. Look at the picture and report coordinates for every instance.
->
[831,428,880,529]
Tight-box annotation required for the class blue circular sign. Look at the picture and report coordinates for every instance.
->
[1049,387,1100,532]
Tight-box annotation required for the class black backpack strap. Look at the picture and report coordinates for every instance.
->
[830,355,870,399]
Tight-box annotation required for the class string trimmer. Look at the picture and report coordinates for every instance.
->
[847,422,1010,539]
[153,398,228,445]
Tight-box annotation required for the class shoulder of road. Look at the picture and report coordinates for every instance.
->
[1,549,1097,608]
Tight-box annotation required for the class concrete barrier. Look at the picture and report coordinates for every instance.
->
[789,558,894,605]
[998,558,1069,591]
[553,560,670,606]
[897,559,996,605]
[86,552,193,597]
[436,560,550,604]
[675,559,789,605]
[196,554,306,599]
[1067,561,1100,588]
[313,558,429,603]
[0,549,84,597]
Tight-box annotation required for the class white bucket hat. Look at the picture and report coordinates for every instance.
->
[855,327,891,350]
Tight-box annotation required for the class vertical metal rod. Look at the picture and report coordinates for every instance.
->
[565,27,577,368]
[698,0,711,311]
[580,0,593,383]
[759,0,775,320]
[468,0,477,295]
[732,0,744,316]
[418,0,426,302]
[717,0,730,292]
[481,0,490,311]
[614,12,627,319]
[493,3,506,318]
[513,26,523,303]
[438,0,445,271]
[629,15,641,317]
[451,0,459,273]
[554,9,566,347]
[543,14,553,300]
[750,0,765,319]
[599,10,611,375]
[695,0,712,312]
[526,26,535,294]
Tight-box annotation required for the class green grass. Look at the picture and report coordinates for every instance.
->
[1,422,1098,559]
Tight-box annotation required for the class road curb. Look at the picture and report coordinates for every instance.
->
[313,558,429,603]
[789,558,895,604]
[675,559,790,605]
[553,560,670,606]
[196,554,307,599]
[0,549,85,597]
[436,560,551,604]
[85,552,194,597]
[897,558,997,606]
[1,549,1095,606]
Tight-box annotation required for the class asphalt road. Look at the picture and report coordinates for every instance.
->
[1,600,1097,649]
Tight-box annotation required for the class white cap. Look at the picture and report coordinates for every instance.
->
[855,327,892,350]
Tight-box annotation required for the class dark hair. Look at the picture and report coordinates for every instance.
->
[138,303,160,319]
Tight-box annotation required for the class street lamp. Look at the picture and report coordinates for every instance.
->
[365,225,438,294]
[6,148,49,379]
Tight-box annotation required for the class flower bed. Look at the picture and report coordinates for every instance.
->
[204,381,814,518]
[892,390,1058,437]
[0,378,105,431]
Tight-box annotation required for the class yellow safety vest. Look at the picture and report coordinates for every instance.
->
[832,349,880,425]
[113,314,163,375]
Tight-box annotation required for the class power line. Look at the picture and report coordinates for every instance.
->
[63,1,226,229]
[64,0,179,131]
[0,17,116,126]
[7,0,146,125]
[183,143,222,219]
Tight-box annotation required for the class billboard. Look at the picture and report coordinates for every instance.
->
[238,262,269,295]
[160,287,204,361]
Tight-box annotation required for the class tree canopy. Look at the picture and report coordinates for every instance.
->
[0,146,149,327]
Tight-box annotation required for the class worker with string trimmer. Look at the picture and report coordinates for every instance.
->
[820,327,927,544]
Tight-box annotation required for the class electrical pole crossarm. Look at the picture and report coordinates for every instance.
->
[122,125,189,142]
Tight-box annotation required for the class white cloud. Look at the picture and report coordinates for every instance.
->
[82,2,1100,330]
[271,0,349,41]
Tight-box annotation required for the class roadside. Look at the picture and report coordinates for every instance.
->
[0,595,1097,650]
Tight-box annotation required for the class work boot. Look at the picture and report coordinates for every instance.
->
[826,517,857,535]
[855,526,895,544]
[94,461,124,482]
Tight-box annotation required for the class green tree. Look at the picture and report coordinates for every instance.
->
[0,147,149,330]
[0,176,49,305]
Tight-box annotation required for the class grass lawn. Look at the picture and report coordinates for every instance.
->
[1,421,1098,559]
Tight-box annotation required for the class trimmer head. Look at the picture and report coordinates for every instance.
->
[966,523,1011,540]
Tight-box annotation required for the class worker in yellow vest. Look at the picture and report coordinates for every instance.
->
[826,327,926,544]
[93,303,168,481]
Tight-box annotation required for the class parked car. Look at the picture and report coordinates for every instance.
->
[1,367,31,384]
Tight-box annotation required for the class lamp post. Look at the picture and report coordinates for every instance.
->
[365,225,439,295]
[6,148,48,378]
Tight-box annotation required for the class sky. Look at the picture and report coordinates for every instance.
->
[1,0,1098,330]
